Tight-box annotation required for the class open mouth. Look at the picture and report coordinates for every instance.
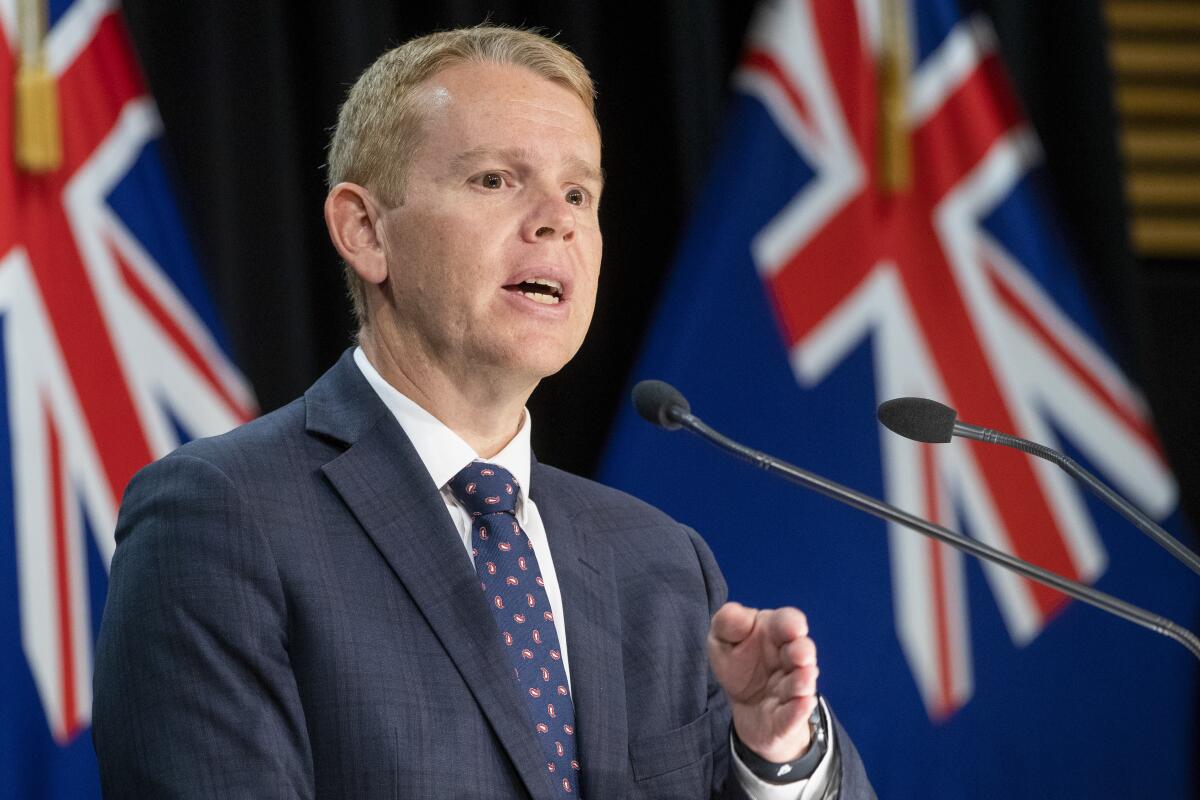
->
[505,278,564,305]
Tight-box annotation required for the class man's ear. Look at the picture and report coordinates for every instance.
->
[324,182,388,285]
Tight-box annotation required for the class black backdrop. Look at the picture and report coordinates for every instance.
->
[118,2,1200,528]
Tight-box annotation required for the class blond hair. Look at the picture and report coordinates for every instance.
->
[326,26,597,326]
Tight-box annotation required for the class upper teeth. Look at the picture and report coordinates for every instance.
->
[521,278,562,304]
[528,278,562,294]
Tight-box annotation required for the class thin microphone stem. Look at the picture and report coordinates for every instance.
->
[668,407,1200,662]
[953,421,1200,577]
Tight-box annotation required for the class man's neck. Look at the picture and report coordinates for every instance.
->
[358,329,533,459]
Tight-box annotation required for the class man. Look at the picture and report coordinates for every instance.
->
[93,26,874,799]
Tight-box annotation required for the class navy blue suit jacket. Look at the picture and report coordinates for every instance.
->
[93,350,873,798]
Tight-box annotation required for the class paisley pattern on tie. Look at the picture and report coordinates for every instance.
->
[448,462,580,796]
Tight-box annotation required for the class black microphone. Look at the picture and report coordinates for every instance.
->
[877,397,956,443]
[631,380,1200,661]
[633,379,690,431]
[877,397,1200,577]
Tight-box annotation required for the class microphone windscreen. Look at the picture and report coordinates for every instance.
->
[632,380,690,431]
[877,397,958,443]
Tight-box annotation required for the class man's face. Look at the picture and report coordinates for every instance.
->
[374,61,603,387]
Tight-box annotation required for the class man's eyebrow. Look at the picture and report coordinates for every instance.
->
[565,156,605,190]
[450,147,604,189]
[450,146,533,171]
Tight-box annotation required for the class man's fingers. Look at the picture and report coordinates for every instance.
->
[765,661,819,699]
[709,601,758,646]
[781,637,817,669]
[711,604,811,649]
[765,606,809,643]
[785,663,820,698]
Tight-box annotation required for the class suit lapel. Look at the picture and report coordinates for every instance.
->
[533,467,630,799]
[307,352,556,800]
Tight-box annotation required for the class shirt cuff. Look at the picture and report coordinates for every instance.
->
[729,697,837,800]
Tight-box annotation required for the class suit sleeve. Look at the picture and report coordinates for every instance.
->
[92,453,313,799]
[684,527,877,800]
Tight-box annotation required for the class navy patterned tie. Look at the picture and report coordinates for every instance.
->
[447,462,581,796]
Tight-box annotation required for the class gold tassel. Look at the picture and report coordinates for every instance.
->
[879,0,911,193]
[15,0,62,174]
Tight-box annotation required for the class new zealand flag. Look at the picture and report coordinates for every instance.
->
[0,1,254,795]
[602,1,1200,796]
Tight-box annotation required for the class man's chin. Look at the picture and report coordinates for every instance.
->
[484,346,578,388]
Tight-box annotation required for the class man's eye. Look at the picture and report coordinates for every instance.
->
[565,188,585,206]
[480,173,504,189]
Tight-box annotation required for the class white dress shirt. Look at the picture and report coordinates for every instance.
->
[353,347,834,799]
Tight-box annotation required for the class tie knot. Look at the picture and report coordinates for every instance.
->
[447,462,520,517]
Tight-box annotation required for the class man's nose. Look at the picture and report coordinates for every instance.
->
[523,191,576,243]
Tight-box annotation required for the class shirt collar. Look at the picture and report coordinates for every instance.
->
[352,346,533,496]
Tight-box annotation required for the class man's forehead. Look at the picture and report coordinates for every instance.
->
[417,62,594,127]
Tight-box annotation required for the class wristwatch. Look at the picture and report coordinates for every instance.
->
[732,699,828,784]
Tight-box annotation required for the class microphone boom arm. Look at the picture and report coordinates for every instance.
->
[952,420,1200,577]
[667,406,1200,662]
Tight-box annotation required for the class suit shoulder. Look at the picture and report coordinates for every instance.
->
[127,396,314,496]
[115,397,323,550]
[177,396,306,459]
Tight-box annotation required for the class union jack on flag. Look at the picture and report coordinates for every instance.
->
[602,0,1199,796]
[0,0,253,794]
[738,0,1176,717]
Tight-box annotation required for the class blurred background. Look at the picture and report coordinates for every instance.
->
[3,0,1199,797]
[118,1,1200,517]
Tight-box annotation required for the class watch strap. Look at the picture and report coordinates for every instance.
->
[731,700,828,785]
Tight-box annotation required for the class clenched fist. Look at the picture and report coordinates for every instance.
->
[708,601,820,762]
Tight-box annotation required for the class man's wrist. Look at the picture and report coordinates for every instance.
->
[731,700,828,784]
